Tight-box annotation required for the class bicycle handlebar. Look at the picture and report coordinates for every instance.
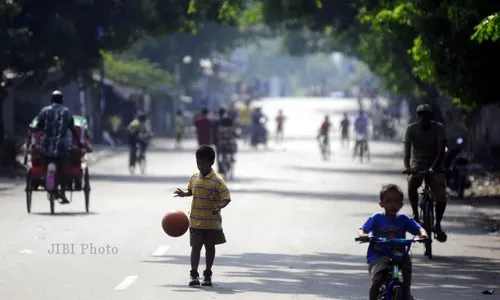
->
[355,236,427,244]
[402,169,444,175]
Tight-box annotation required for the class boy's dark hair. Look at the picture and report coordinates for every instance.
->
[196,145,215,162]
[380,184,404,202]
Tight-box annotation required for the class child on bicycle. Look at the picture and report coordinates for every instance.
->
[317,115,332,143]
[174,145,231,287]
[358,184,428,300]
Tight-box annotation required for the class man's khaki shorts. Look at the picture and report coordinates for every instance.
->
[408,172,447,203]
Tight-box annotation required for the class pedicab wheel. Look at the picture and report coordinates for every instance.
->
[83,168,90,213]
[25,170,33,213]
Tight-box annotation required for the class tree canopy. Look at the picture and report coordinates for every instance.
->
[3,0,500,110]
[191,0,500,109]
[102,51,172,93]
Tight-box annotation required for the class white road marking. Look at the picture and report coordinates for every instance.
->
[153,245,170,256]
[20,249,33,254]
[114,276,138,290]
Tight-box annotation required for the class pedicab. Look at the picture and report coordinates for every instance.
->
[24,115,93,214]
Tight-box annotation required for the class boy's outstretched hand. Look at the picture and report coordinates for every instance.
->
[174,188,188,197]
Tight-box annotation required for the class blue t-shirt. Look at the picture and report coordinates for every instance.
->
[360,212,421,263]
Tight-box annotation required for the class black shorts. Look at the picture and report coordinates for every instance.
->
[190,228,226,247]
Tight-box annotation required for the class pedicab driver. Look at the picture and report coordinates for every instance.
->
[35,90,82,203]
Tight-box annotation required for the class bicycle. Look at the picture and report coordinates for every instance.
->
[318,134,331,160]
[129,138,149,175]
[403,170,443,259]
[353,132,370,162]
[136,143,146,175]
[219,151,234,180]
[355,236,427,299]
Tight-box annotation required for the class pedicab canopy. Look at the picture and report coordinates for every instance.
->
[29,115,89,131]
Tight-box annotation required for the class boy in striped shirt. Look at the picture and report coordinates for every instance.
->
[174,145,231,287]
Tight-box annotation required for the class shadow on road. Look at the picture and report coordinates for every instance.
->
[368,151,404,160]
[32,212,98,217]
[232,188,377,202]
[147,145,280,154]
[441,212,498,235]
[290,166,402,177]
[147,252,367,299]
[89,173,287,184]
[145,252,500,299]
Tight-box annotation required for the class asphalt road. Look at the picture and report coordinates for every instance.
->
[0,98,498,300]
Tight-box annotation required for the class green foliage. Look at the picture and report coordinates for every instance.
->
[0,0,240,85]
[102,51,172,92]
[204,0,500,109]
[472,13,500,42]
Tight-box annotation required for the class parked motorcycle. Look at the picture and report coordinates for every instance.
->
[444,137,471,198]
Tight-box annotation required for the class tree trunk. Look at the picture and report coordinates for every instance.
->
[0,93,5,148]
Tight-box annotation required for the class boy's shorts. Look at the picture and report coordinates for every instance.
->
[190,228,226,248]
[368,256,411,281]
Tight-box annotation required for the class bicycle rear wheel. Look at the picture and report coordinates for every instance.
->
[139,155,146,175]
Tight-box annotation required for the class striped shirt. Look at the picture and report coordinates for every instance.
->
[36,104,75,157]
[187,170,231,230]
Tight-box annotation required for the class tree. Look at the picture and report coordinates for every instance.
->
[129,23,260,89]
[102,51,173,93]
[473,12,500,42]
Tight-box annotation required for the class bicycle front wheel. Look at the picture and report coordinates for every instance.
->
[391,285,404,300]
[422,199,433,259]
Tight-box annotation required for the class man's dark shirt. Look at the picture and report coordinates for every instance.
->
[36,103,75,158]
[214,117,234,146]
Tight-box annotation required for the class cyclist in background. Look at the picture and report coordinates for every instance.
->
[317,115,332,150]
[214,108,238,175]
[340,112,350,148]
[127,113,152,174]
[353,109,370,159]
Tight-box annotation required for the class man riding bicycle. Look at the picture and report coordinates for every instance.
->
[127,113,152,174]
[353,109,370,159]
[317,115,332,148]
[35,90,82,204]
[214,108,238,175]
[403,104,447,242]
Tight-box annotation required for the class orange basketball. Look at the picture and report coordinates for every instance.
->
[162,210,189,237]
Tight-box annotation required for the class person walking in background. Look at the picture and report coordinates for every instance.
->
[275,109,286,143]
[238,100,253,143]
[194,108,214,146]
[175,110,184,150]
